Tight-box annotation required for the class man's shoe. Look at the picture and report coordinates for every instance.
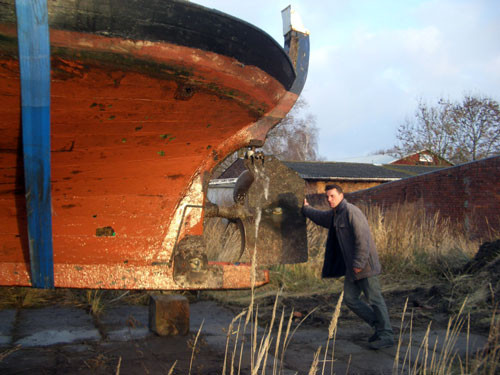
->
[369,337,394,350]
[368,332,379,342]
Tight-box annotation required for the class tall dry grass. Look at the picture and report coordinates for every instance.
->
[203,199,498,374]
[262,202,497,374]
[268,202,487,293]
[202,201,488,301]
[393,298,499,375]
[363,202,481,281]
[204,289,344,375]
[206,288,498,375]
[204,217,243,262]
[287,201,491,290]
[268,221,343,294]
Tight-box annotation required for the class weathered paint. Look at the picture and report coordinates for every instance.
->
[0,260,268,289]
[161,177,204,262]
[0,37,294,289]
[0,0,307,289]
[15,0,54,288]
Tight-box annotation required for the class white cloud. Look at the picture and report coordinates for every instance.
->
[193,0,500,160]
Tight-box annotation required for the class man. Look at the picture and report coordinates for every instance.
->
[302,184,394,350]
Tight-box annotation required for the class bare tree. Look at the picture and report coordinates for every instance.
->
[450,95,500,163]
[395,99,455,158]
[210,97,320,178]
[395,95,500,164]
[261,97,320,161]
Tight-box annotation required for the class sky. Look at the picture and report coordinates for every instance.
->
[193,0,500,161]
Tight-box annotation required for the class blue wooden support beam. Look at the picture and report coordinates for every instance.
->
[16,0,54,288]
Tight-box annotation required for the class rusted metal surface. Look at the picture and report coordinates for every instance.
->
[0,0,309,289]
[173,235,221,288]
[0,257,269,290]
[206,154,308,265]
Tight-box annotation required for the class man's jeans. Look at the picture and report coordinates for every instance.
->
[343,275,393,339]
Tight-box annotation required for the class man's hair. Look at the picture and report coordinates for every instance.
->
[325,184,343,194]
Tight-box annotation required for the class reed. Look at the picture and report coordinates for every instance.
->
[207,201,498,374]
[86,290,105,317]
[189,320,204,375]
[308,346,321,375]
[218,294,338,375]
[392,298,500,375]
[214,244,343,375]
[363,202,481,280]
[202,202,485,297]
[0,345,20,363]
[322,291,343,375]
[167,360,178,375]
[0,287,54,309]
[271,202,486,292]
[115,356,121,375]
[203,217,242,262]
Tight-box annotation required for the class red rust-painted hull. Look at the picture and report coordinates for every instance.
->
[0,0,307,289]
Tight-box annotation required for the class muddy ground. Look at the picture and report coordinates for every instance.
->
[2,241,499,374]
[0,279,495,375]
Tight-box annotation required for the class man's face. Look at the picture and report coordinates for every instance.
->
[326,188,343,209]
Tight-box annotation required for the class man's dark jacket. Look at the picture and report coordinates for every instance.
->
[302,199,381,281]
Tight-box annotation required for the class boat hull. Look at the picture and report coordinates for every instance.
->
[0,0,307,289]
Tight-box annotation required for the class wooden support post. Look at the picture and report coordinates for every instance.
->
[16,0,54,288]
[149,295,190,336]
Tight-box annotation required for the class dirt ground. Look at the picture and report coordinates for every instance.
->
[1,242,498,374]
[0,280,495,375]
[1,335,224,375]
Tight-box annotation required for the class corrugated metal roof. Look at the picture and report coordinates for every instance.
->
[217,158,449,180]
[282,161,448,180]
[340,154,397,165]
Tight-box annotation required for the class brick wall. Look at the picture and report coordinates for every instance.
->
[345,156,500,239]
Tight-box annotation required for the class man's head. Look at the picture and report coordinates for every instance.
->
[325,184,344,209]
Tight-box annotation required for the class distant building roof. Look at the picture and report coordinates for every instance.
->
[282,161,448,181]
[341,154,397,165]
[391,149,454,166]
[342,150,453,167]
[217,158,449,181]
